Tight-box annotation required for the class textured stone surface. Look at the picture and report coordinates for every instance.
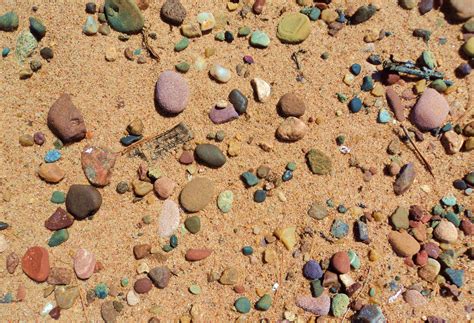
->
[66,185,102,220]
[81,146,117,187]
[21,246,50,282]
[47,94,86,143]
[179,177,215,212]
[411,88,450,131]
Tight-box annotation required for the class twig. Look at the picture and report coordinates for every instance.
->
[341,267,372,322]
[291,49,306,71]
[141,26,160,61]
[74,274,89,322]
[400,124,434,177]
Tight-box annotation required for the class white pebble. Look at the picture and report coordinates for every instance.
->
[210,64,231,83]
[194,56,207,71]
[251,78,271,102]
[0,234,8,253]
[40,302,54,316]
[126,290,140,306]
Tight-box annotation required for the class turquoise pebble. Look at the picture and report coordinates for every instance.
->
[29,17,46,39]
[44,149,61,163]
[120,135,142,146]
[282,170,293,182]
[369,288,376,297]
[48,229,69,247]
[162,244,173,252]
[378,108,391,123]
[337,205,347,213]
[175,61,190,73]
[348,250,361,270]
[95,283,109,299]
[444,212,460,227]
[241,172,259,187]
[254,190,266,203]
[121,278,129,287]
[432,204,444,215]
[175,37,189,52]
[0,292,13,304]
[170,235,178,248]
[234,297,251,313]
[83,16,98,35]
[242,246,253,255]
[361,76,374,91]
[250,30,270,48]
[331,219,349,238]
[430,79,447,92]
[238,26,251,37]
[350,63,361,75]
[441,194,456,206]
[349,97,362,113]
[215,32,225,41]
[326,199,334,207]
[445,268,464,287]
[51,191,66,204]
[2,47,10,57]
[301,7,321,21]
[133,48,141,55]
[255,294,272,311]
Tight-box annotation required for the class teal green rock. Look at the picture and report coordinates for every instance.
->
[348,250,361,270]
[48,229,69,247]
[29,17,46,39]
[0,12,19,32]
[331,293,350,317]
[175,37,189,52]
[175,61,190,73]
[234,297,251,314]
[255,294,272,311]
[51,191,66,204]
[105,0,144,34]
[15,30,38,63]
[83,16,98,35]
[420,50,436,69]
[430,79,447,93]
[238,26,251,37]
[217,190,233,213]
[215,31,225,41]
[250,30,270,48]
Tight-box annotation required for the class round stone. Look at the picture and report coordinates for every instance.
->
[278,93,306,117]
[134,278,153,294]
[331,251,350,274]
[155,71,189,114]
[411,88,450,131]
[21,246,50,282]
[217,190,233,213]
[277,13,311,43]
[234,297,251,314]
[433,220,458,243]
[104,0,144,34]
[303,260,323,280]
[184,216,201,234]
[66,185,102,220]
[161,0,187,25]
[74,248,96,280]
[210,64,231,83]
[250,30,270,48]
[463,37,474,57]
[154,177,176,199]
[179,177,215,212]
[276,117,308,141]
[195,144,226,168]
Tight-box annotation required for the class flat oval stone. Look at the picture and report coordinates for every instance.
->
[157,199,180,238]
[180,177,215,212]
[411,88,450,131]
[184,216,201,234]
[388,230,420,257]
[66,185,102,220]
[21,246,50,282]
[296,294,330,316]
[81,146,117,187]
[209,103,239,124]
[434,220,458,243]
[217,190,233,213]
[276,117,308,141]
[153,177,176,199]
[47,93,86,144]
[277,13,311,43]
[394,163,415,195]
[134,278,153,294]
[38,163,65,183]
[306,149,332,175]
[185,248,212,261]
[105,0,144,34]
[210,64,231,83]
[195,144,226,168]
[278,93,306,117]
[45,208,74,231]
[155,71,189,114]
[74,248,96,280]
[228,89,248,114]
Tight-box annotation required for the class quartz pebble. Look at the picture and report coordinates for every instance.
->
[126,290,140,306]
[155,71,189,114]
[55,286,79,309]
[157,199,180,238]
[217,190,233,213]
[251,78,271,102]
[434,220,458,243]
[74,248,96,280]
[276,117,308,141]
[296,294,330,316]
[210,64,231,83]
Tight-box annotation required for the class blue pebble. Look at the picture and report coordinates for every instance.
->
[120,135,142,146]
[133,48,141,55]
[309,8,321,21]
[0,292,13,304]
[337,205,347,213]
[2,47,10,57]
[350,63,361,75]
[453,179,467,190]
[361,76,374,91]
[336,10,347,23]
[355,220,369,241]
[170,234,178,248]
[441,194,457,206]
[367,54,382,65]
[378,109,391,124]
[303,260,323,280]
[254,190,266,203]
[282,170,293,182]
[241,172,259,187]
[44,149,61,163]
[445,268,464,287]
[348,97,362,113]
[388,280,398,291]
[441,123,452,133]
[331,219,349,239]
[95,283,109,299]
[242,246,253,256]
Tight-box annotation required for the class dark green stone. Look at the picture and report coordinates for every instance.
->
[51,191,66,204]
[195,144,226,168]
[184,216,201,234]
[48,229,69,247]
[0,12,19,31]
[105,0,144,34]
[29,17,46,39]
[255,294,272,311]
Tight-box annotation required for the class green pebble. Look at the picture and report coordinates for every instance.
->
[336,93,347,102]
[250,30,270,48]
[255,294,272,311]
[162,244,173,252]
[217,190,233,213]
[286,162,297,171]
[420,50,436,69]
[234,297,251,314]
[29,17,46,39]
[321,52,329,60]
[369,288,376,297]
[331,293,350,317]
[348,250,361,270]
[463,37,474,58]
[430,79,447,93]
[48,229,69,247]
[147,167,162,181]
[238,26,251,37]
[336,135,345,145]
[15,30,38,64]
[0,11,19,32]
[51,191,66,204]
[121,278,129,287]
[184,216,201,234]
[242,246,253,255]
[311,279,324,297]
[142,215,152,224]
[215,130,225,142]
[464,19,474,33]
[175,37,190,52]
[215,32,225,41]
[189,284,201,295]
[104,0,144,34]
[175,61,190,73]
[95,283,109,299]
[53,139,63,150]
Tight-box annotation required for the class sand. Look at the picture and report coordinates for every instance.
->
[0,0,473,321]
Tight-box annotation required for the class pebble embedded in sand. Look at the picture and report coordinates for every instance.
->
[21,246,50,282]
[155,71,189,114]
[74,248,96,280]
[411,88,450,131]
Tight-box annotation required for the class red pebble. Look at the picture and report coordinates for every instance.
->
[409,220,421,228]
[385,73,400,85]
[49,306,61,320]
[331,251,350,274]
[404,257,415,267]
[185,248,212,261]
[461,219,473,236]
[253,0,265,14]
[21,246,50,283]
[415,250,428,266]
[179,151,194,164]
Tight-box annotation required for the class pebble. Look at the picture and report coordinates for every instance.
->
[308,202,328,220]
[66,185,102,220]
[361,76,374,91]
[418,258,440,282]
[197,12,215,31]
[181,23,201,37]
[38,163,65,183]
[101,301,118,323]
[132,179,153,196]
[217,190,233,213]
[83,16,98,35]
[81,146,117,187]
[255,294,272,311]
[441,130,463,154]
[148,266,171,288]
[154,177,175,199]
[228,89,248,114]
[434,220,458,243]
[47,267,72,285]
[0,234,8,253]
[276,117,308,141]
[391,206,409,230]
[126,290,140,306]
[16,30,38,64]
[2,47,10,57]
[44,149,61,163]
[349,96,362,113]
[253,0,265,14]
[388,230,420,257]
[249,30,270,48]
[378,109,391,123]
[21,246,50,282]
[0,222,8,231]
[55,286,79,309]
[175,61,189,72]
[353,305,385,322]
[189,284,201,295]
[174,37,189,52]
[48,229,69,247]
[296,294,330,315]
[185,248,212,261]
[134,278,153,294]
[209,103,239,124]
[385,87,405,121]
[155,71,189,114]
[184,216,201,234]
[180,177,214,212]
[74,248,96,280]
[348,250,361,270]
[158,199,180,237]
[351,4,376,24]
[51,191,66,204]
[274,226,297,250]
[404,289,427,307]
[241,171,259,187]
[278,93,306,117]
[219,267,239,285]
[116,181,129,194]
[47,93,87,143]
[104,0,144,34]
[394,163,416,195]
[161,0,186,25]
[332,293,350,317]
[331,251,350,274]
[412,88,450,131]
[210,64,231,83]
[303,260,323,280]
[6,252,19,273]
[463,37,474,57]
[0,11,19,31]
[306,149,332,175]
[238,26,251,37]
[19,134,34,146]
[254,190,267,202]
[133,244,151,259]
[242,246,253,256]
[400,0,417,9]
[277,13,311,43]
[251,78,271,102]
[445,268,464,287]
[234,297,251,314]
[195,144,226,168]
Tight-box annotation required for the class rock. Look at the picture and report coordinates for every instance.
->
[180,177,214,212]
[66,185,102,220]
[278,93,306,117]
[154,177,176,199]
[197,12,215,31]
[411,88,450,131]
[81,146,117,187]
[217,190,233,213]
[195,144,226,168]
[45,208,74,231]
[132,180,153,196]
[38,163,65,183]
[0,234,8,253]
[391,206,409,230]
[255,294,272,311]
[274,226,297,250]
[353,305,386,322]
[101,301,118,323]
[251,78,271,102]
[133,244,151,259]
[448,0,474,21]
[434,220,458,243]
[47,94,87,144]
[134,278,153,294]
[105,46,117,62]
[249,30,270,48]
[210,64,231,83]
[308,202,328,220]
[161,0,186,25]
[445,268,464,287]
[185,248,212,261]
[83,16,98,35]
[331,252,350,274]
[418,258,440,282]
[385,87,405,122]
[184,216,201,234]
[105,0,144,34]
[47,267,72,285]
[74,248,96,280]
[388,231,420,257]
[0,12,19,31]
[234,297,251,314]
[19,134,34,146]
[181,23,201,37]
[219,267,239,285]
[6,252,19,274]
[209,103,238,124]
[276,117,308,141]
[331,218,349,239]
[351,5,376,24]
[157,199,180,237]
[136,0,149,10]
[241,172,259,187]
[296,294,330,316]
[306,149,332,175]
[277,13,311,43]
[228,89,248,114]
[394,163,415,195]
[303,260,323,280]
[148,266,171,288]
[29,17,46,40]
[16,31,38,63]
[55,286,79,309]
[127,118,144,136]
[155,71,189,114]
[441,131,463,154]
[332,293,350,317]
[403,289,427,307]
[399,0,417,9]
[22,246,50,282]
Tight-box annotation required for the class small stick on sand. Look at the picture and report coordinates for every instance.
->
[400,124,434,177]
[142,26,160,61]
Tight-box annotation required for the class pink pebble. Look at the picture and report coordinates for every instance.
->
[411,88,450,131]
[74,248,96,280]
[154,176,176,199]
[155,71,189,114]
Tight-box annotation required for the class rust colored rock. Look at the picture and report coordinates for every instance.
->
[49,307,61,320]
[6,252,19,274]
[47,267,73,285]
[133,244,151,259]
[38,163,65,183]
[385,73,400,85]
[386,87,405,122]
[134,277,153,294]
[21,246,50,282]
[331,251,350,274]
[16,283,26,301]
[179,150,194,164]
[253,0,265,14]
[45,207,74,231]
[388,231,420,257]
[81,146,117,187]
[47,93,87,144]
[185,248,212,261]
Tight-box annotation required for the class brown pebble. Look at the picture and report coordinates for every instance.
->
[49,306,61,320]
[134,277,153,294]
[6,252,19,274]
[16,283,26,301]
[331,251,350,274]
[385,87,405,122]
[179,150,194,164]
[47,267,72,285]
[253,0,265,14]
[385,73,400,85]
[38,163,65,183]
[185,248,212,261]
[134,244,151,259]
[45,208,74,231]
[234,285,245,293]
[47,93,87,143]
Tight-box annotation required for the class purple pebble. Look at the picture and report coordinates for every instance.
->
[209,104,239,124]
[243,55,254,64]
[303,260,323,280]
[155,71,189,114]
[33,132,45,145]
